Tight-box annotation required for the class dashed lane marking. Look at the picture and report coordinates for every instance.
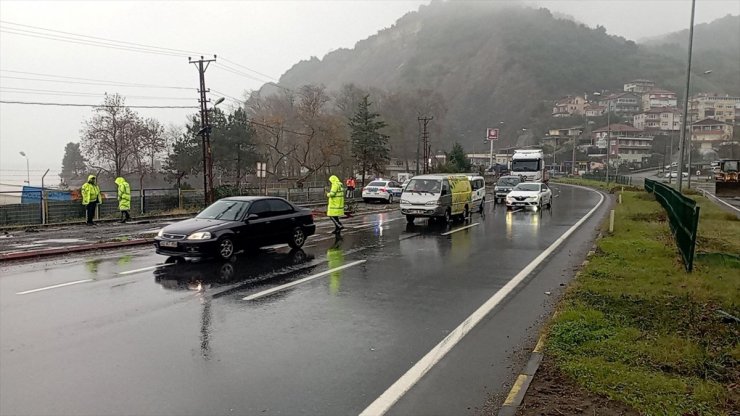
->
[440,223,480,236]
[117,263,175,275]
[16,279,93,295]
[242,260,367,301]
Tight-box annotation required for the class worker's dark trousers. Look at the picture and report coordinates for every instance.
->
[85,201,98,224]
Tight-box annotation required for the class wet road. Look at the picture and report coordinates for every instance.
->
[1,184,607,416]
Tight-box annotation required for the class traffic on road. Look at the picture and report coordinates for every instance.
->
[0,183,606,416]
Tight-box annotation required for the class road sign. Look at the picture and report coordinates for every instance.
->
[486,128,499,141]
[256,162,267,178]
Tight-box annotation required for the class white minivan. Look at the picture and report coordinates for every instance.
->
[467,175,486,213]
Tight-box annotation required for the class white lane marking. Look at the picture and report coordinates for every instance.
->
[398,233,420,241]
[440,223,480,236]
[698,188,740,214]
[359,187,605,416]
[117,263,175,275]
[242,260,367,301]
[17,279,93,295]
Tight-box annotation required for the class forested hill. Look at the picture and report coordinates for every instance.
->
[276,2,737,149]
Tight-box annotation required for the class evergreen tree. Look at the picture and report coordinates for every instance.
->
[348,95,389,187]
[447,142,471,173]
[60,142,87,181]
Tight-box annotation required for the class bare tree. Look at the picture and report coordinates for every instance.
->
[80,94,145,177]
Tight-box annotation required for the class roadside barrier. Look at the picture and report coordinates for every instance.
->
[644,178,700,272]
[581,173,633,185]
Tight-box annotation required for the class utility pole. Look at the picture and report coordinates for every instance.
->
[418,116,433,174]
[190,55,217,205]
[668,133,674,184]
[677,0,695,192]
[605,110,611,185]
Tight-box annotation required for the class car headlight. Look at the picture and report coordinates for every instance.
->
[400,199,410,204]
[494,187,499,191]
[425,201,438,206]
[157,229,164,237]
[187,232,212,240]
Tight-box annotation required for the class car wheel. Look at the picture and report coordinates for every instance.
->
[444,209,451,223]
[288,227,306,249]
[479,199,485,213]
[406,215,415,224]
[463,205,469,221]
[547,196,552,209]
[363,198,370,204]
[388,194,394,204]
[218,237,235,260]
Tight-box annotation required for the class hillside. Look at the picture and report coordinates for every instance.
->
[275,2,738,150]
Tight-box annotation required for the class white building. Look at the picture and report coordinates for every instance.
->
[633,107,682,132]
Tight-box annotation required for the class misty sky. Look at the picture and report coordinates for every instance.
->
[1,0,737,186]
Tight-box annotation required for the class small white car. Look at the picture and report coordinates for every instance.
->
[362,180,402,203]
[467,175,486,213]
[506,182,552,210]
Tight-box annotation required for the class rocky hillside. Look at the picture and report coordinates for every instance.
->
[275,2,738,149]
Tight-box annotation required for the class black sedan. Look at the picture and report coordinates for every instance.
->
[154,196,316,259]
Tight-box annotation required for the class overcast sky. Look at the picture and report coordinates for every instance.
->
[1,0,737,187]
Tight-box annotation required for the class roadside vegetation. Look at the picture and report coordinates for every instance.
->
[546,190,739,415]
[552,177,641,193]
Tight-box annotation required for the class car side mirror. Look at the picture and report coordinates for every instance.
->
[246,213,259,221]
[441,189,448,196]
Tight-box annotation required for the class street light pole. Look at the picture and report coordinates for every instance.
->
[605,110,611,185]
[19,151,29,185]
[677,0,696,192]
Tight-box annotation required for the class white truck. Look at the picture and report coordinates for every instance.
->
[511,149,549,182]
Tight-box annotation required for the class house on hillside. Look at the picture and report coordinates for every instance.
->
[592,123,654,164]
[641,89,677,111]
[633,107,682,132]
[623,79,655,93]
[690,118,734,150]
[552,95,587,118]
[688,93,740,125]
[584,104,606,117]
[597,92,641,117]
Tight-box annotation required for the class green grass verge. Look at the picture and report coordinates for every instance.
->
[552,177,641,193]
[546,190,740,415]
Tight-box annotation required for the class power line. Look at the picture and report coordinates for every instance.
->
[1,87,196,101]
[0,70,194,90]
[213,62,272,84]
[220,57,279,82]
[210,89,244,104]
[0,20,207,56]
[0,100,199,109]
[0,27,187,58]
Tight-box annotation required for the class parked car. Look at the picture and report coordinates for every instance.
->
[400,174,472,224]
[362,179,403,203]
[493,175,521,204]
[664,171,688,178]
[154,196,316,259]
[506,182,552,210]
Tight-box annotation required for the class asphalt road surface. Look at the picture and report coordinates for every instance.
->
[0,184,607,416]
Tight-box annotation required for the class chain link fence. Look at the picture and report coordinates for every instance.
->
[0,184,331,227]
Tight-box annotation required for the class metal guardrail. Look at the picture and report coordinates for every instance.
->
[581,173,633,185]
[644,178,700,272]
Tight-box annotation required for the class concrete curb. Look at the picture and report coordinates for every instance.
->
[497,335,546,416]
[0,238,154,262]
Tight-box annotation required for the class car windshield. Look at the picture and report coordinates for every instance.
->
[498,177,520,186]
[511,160,540,172]
[367,181,387,187]
[405,179,441,193]
[514,183,541,192]
[196,200,250,221]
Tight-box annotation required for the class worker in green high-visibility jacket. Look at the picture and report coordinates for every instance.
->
[115,177,131,223]
[81,174,102,226]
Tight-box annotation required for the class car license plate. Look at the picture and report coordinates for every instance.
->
[160,241,178,248]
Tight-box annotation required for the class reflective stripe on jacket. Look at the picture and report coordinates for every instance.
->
[115,177,131,211]
[326,175,345,217]
[81,175,101,205]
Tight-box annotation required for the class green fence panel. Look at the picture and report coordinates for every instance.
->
[644,178,700,272]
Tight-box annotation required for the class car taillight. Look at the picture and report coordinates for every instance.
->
[379,188,386,193]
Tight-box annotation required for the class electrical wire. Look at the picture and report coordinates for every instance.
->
[0,100,199,109]
[0,20,207,56]
[220,57,278,82]
[0,70,194,90]
[1,87,196,101]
